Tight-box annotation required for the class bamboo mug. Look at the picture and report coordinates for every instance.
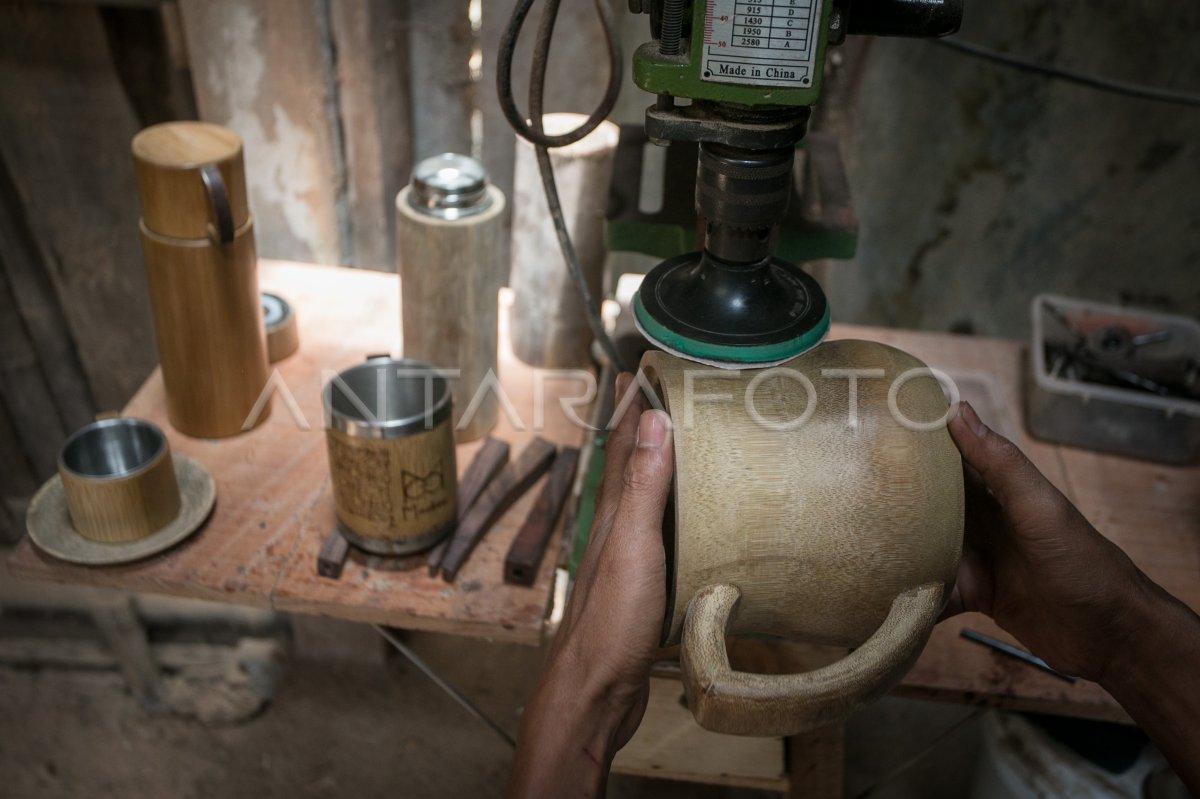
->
[59,418,181,543]
[323,358,458,555]
[642,340,964,736]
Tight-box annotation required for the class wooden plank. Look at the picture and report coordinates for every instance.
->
[787,724,844,799]
[1056,447,1200,618]
[505,447,579,586]
[316,530,350,580]
[88,594,162,709]
[427,437,512,575]
[0,154,94,434]
[0,265,66,480]
[611,676,788,792]
[179,0,343,264]
[0,395,36,546]
[329,0,413,270]
[98,3,198,125]
[0,4,157,409]
[406,0,474,162]
[439,438,557,582]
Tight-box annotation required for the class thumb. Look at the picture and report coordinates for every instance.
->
[948,401,1049,508]
[607,410,674,557]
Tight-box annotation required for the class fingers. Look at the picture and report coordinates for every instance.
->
[602,410,674,570]
[939,544,994,620]
[571,374,644,610]
[948,401,1053,510]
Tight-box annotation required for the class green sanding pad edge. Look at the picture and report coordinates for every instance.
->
[633,291,831,367]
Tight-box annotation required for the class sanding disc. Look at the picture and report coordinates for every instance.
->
[633,252,830,368]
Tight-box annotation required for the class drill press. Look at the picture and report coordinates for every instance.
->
[629,0,963,366]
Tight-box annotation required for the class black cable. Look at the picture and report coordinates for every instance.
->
[497,0,624,148]
[499,0,628,371]
[935,37,1200,109]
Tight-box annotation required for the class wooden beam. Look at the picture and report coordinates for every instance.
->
[0,4,157,410]
[0,265,66,480]
[179,0,344,264]
[0,153,95,434]
[98,3,198,125]
[329,0,414,271]
[405,0,474,162]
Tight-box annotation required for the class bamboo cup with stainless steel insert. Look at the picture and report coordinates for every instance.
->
[323,358,458,555]
[59,418,181,543]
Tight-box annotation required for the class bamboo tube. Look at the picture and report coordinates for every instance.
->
[397,154,506,442]
[509,114,620,368]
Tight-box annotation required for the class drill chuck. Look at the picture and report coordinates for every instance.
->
[696,143,794,264]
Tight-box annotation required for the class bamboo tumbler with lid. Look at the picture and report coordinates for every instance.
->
[397,153,506,442]
[132,122,270,438]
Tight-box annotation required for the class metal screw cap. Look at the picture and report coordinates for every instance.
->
[408,153,493,219]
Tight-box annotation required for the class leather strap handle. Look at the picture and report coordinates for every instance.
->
[680,582,944,737]
[199,164,235,244]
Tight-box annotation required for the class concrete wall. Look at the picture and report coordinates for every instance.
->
[829,0,1200,339]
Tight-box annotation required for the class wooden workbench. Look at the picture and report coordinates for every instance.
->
[8,260,1199,720]
[8,260,584,645]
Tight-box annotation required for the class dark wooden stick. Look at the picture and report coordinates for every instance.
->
[427,437,511,576]
[317,529,350,579]
[439,438,557,583]
[504,447,580,586]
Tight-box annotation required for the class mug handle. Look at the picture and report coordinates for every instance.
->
[680,581,945,737]
[199,164,235,244]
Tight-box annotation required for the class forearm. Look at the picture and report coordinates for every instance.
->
[505,662,625,799]
[1102,581,1200,793]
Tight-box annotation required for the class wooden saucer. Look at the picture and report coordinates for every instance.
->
[26,455,216,566]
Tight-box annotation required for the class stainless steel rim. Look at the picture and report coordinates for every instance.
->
[324,357,453,439]
[58,418,168,481]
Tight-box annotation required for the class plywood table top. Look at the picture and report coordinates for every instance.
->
[8,260,587,644]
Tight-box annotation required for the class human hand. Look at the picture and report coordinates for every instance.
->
[506,373,673,798]
[943,401,1159,682]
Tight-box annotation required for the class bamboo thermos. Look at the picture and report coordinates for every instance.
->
[323,358,458,555]
[509,114,619,368]
[132,122,270,438]
[397,153,506,442]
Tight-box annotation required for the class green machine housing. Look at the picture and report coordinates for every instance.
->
[623,0,963,367]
